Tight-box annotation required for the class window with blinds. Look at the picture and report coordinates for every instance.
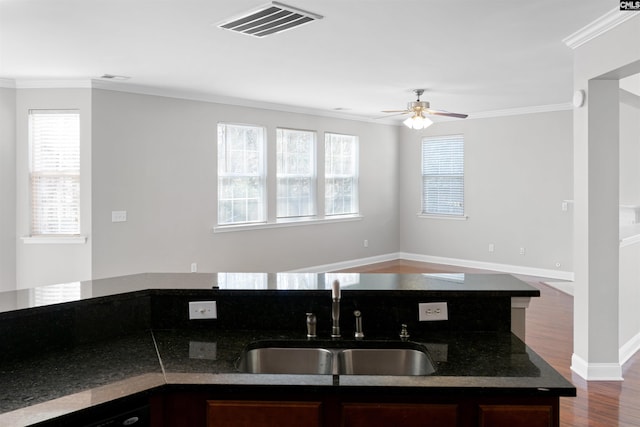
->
[325,133,359,216]
[277,128,317,218]
[217,123,266,225]
[421,134,465,216]
[29,110,81,236]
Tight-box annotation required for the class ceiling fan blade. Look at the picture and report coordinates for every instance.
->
[425,109,468,119]
[381,109,410,114]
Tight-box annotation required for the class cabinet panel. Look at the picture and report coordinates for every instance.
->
[207,400,322,427]
[341,403,458,427]
[478,405,553,427]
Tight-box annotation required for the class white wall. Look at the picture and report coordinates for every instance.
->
[90,89,399,279]
[15,89,92,288]
[619,74,640,362]
[0,87,16,291]
[571,13,640,379]
[398,110,573,276]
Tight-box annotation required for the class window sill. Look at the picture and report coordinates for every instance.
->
[213,215,363,233]
[417,213,469,221]
[21,235,88,244]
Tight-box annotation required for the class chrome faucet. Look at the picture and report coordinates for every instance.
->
[331,279,341,338]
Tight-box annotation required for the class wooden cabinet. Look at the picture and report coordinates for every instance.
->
[341,403,458,427]
[478,404,554,427]
[152,392,559,427]
[206,400,322,427]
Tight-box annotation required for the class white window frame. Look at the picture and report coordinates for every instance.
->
[324,132,359,217]
[276,128,317,219]
[217,123,267,226]
[420,134,466,219]
[28,109,82,237]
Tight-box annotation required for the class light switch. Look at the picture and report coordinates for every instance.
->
[112,211,127,222]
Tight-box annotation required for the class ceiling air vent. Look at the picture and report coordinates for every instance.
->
[218,1,322,37]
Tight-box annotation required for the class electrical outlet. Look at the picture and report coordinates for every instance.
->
[189,301,217,319]
[111,210,127,222]
[418,302,448,321]
[519,247,526,255]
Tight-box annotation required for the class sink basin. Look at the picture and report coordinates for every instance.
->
[238,347,334,374]
[337,348,436,375]
[237,340,435,376]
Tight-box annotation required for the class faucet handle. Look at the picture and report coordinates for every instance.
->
[306,313,317,338]
[399,324,410,340]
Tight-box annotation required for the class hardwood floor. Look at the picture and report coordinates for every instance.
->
[340,260,640,427]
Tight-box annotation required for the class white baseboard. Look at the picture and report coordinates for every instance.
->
[293,251,575,281]
[287,253,401,273]
[398,252,575,281]
[571,353,623,381]
[620,332,640,365]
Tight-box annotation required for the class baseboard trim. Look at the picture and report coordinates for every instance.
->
[292,252,575,281]
[399,252,575,281]
[287,253,401,273]
[620,332,640,366]
[571,353,623,381]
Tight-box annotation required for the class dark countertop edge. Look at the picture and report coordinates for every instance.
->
[0,371,575,426]
[161,376,577,396]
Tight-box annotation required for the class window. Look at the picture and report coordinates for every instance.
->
[29,110,81,236]
[421,134,465,216]
[277,128,316,218]
[325,133,358,216]
[217,123,266,225]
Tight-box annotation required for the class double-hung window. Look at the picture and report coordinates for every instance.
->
[217,123,266,225]
[325,133,359,216]
[421,134,465,216]
[29,110,81,236]
[277,128,316,218]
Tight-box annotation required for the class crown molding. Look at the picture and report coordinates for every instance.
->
[563,7,640,49]
[6,78,571,122]
[90,79,392,125]
[467,102,572,120]
[14,79,93,89]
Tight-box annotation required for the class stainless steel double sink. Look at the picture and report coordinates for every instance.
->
[237,340,436,376]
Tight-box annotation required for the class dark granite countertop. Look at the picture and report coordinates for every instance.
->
[0,273,571,426]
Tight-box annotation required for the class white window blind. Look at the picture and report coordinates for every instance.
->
[217,123,266,225]
[29,110,81,236]
[325,133,359,216]
[277,128,316,218]
[421,134,465,216]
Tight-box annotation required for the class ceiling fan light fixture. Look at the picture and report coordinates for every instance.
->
[403,114,433,130]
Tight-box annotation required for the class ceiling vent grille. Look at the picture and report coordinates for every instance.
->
[218,2,322,37]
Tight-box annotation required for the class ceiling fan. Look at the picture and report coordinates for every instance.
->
[381,89,468,129]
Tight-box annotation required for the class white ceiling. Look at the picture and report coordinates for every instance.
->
[0,0,617,122]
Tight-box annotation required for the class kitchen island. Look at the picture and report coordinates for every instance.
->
[0,273,575,426]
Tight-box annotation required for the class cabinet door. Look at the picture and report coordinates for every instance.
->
[478,405,554,427]
[341,403,458,427]
[207,400,322,427]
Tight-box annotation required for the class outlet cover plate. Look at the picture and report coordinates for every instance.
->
[189,301,217,320]
[418,302,448,321]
